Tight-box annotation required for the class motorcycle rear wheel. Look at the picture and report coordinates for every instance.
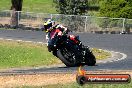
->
[84,46,96,66]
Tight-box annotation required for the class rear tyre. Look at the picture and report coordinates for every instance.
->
[84,47,96,66]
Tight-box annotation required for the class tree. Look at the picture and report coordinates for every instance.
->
[53,0,88,15]
[53,0,89,32]
[99,0,132,19]
[10,0,23,28]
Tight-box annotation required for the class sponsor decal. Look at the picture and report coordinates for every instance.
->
[76,66,131,85]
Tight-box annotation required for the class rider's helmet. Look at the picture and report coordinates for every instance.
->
[44,19,55,33]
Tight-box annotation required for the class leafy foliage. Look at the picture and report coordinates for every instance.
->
[99,0,132,19]
[53,0,88,15]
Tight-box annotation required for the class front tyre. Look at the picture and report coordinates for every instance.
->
[57,48,80,67]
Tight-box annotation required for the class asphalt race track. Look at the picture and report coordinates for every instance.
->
[0,29,132,74]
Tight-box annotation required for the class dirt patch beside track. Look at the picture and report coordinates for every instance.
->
[0,73,76,88]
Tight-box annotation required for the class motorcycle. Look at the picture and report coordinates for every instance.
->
[49,33,96,67]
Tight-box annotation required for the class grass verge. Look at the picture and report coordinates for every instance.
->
[32,82,132,88]
[92,48,111,60]
[0,40,111,69]
[0,40,60,69]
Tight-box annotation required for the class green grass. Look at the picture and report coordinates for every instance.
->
[44,82,132,88]
[17,82,132,88]
[0,40,60,69]
[0,0,11,11]
[92,48,111,60]
[0,0,57,13]
[23,0,56,13]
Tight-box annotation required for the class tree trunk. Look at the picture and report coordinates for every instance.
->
[10,0,23,28]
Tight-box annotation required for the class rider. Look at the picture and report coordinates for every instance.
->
[43,19,82,52]
[43,19,68,52]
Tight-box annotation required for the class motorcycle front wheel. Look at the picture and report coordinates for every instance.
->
[57,47,81,67]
